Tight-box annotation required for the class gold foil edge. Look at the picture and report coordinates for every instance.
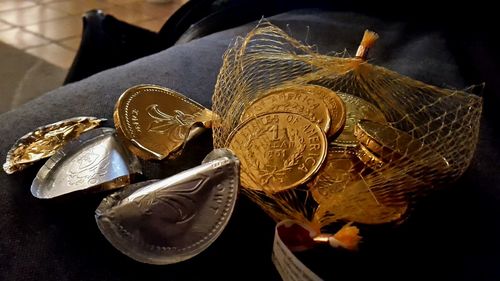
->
[3,116,106,174]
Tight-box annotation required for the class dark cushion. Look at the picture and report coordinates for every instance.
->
[0,9,498,281]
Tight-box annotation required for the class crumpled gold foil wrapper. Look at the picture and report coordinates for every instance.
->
[3,116,105,174]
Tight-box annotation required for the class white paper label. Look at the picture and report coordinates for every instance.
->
[272,221,323,281]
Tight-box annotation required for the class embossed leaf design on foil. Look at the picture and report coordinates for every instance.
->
[138,176,208,223]
[147,104,196,134]
[95,149,239,265]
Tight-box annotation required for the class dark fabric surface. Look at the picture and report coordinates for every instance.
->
[0,9,498,281]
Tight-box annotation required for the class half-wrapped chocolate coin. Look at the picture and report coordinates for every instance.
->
[95,148,239,265]
[3,116,105,174]
[31,128,141,199]
[114,84,212,160]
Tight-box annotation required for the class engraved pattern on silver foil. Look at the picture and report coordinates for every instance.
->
[31,128,142,199]
[95,149,240,265]
[67,147,110,186]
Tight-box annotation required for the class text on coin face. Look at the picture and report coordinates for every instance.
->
[229,113,327,191]
[131,108,141,133]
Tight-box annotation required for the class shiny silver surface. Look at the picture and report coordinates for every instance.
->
[95,148,240,265]
[31,128,142,199]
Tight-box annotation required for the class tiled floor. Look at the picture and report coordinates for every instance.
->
[0,0,187,69]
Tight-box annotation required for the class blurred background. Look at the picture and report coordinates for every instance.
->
[0,0,187,114]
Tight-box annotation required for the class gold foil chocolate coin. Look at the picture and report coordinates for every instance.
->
[3,116,105,174]
[228,112,327,192]
[241,85,332,136]
[354,119,450,183]
[356,143,384,170]
[355,119,426,161]
[114,84,212,160]
[333,93,386,147]
[308,147,363,203]
[308,85,346,139]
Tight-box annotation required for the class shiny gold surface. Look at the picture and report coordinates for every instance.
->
[356,143,384,170]
[354,119,420,161]
[114,84,212,160]
[241,85,332,135]
[354,119,450,168]
[3,116,105,174]
[318,179,408,225]
[354,119,451,184]
[308,85,346,139]
[308,147,363,203]
[333,93,386,147]
[228,112,327,192]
